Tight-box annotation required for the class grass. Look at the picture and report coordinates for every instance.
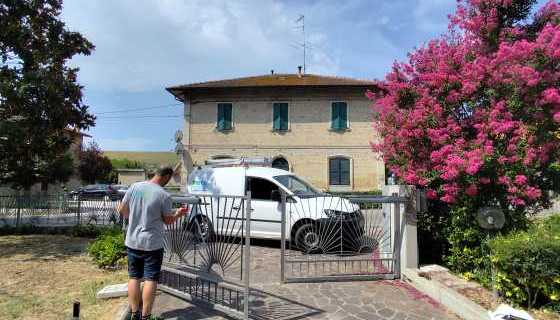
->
[0,235,128,320]
[104,151,178,168]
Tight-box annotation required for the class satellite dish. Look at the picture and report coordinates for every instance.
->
[476,207,505,230]
[174,130,183,143]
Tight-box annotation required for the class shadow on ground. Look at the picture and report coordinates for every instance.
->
[0,235,87,260]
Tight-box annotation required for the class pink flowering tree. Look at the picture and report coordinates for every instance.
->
[370,0,560,272]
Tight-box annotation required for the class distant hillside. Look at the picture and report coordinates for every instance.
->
[104,151,178,169]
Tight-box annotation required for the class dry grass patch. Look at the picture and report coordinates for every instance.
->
[0,235,128,320]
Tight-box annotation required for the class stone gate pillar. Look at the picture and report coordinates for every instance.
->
[383,185,419,274]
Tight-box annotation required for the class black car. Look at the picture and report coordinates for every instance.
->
[111,184,129,200]
[70,184,119,201]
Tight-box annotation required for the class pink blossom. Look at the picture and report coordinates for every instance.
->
[525,186,542,200]
[514,175,528,186]
[466,184,478,197]
[479,177,491,184]
[426,189,438,200]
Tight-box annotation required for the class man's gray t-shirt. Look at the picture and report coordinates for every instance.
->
[123,181,173,251]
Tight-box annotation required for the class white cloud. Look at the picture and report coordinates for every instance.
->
[62,0,335,92]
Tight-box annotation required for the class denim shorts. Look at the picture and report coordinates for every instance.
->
[126,247,164,281]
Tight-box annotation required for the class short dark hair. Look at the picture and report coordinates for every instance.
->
[156,166,174,177]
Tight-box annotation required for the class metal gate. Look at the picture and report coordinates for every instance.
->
[160,194,252,319]
[280,194,406,283]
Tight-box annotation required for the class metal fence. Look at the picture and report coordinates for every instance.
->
[161,193,252,319]
[0,194,122,227]
[280,194,406,283]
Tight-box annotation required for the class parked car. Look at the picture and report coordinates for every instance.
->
[69,184,119,201]
[183,166,365,253]
[111,184,129,199]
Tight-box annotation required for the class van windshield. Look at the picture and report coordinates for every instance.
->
[273,175,319,196]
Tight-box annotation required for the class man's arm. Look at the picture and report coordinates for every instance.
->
[118,186,133,219]
[161,195,188,225]
[117,201,130,219]
[162,207,188,225]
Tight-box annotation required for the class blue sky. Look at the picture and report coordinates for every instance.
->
[60,0,550,151]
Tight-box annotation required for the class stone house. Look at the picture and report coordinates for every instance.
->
[166,72,384,192]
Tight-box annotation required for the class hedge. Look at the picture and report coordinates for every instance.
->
[87,227,127,269]
[489,215,560,310]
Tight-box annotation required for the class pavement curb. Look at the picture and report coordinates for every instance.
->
[402,268,488,320]
[114,302,130,320]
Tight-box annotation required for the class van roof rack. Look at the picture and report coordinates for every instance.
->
[203,157,272,168]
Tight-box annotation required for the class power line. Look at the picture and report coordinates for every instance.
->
[95,103,182,115]
[96,115,182,119]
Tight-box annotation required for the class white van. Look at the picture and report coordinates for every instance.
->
[185,166,365,252]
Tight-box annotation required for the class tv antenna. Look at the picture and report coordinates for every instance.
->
[295,15,307,74]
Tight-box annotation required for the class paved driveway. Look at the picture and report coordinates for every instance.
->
[154,241,459,320]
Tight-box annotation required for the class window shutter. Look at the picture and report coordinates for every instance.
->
[340,158,350,185]
[273,103,288,131]
[339,103,348,129]
[273,104,281,130]
[217,103,232,131]
[217,104,225,130]
[280,104,288,130]
[331,103,339,129]
[224,104,232,130]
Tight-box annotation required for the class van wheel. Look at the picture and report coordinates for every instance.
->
[294,223,321,253]
[189,215,214,243]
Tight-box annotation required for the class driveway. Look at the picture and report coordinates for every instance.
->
[154,241,459,320]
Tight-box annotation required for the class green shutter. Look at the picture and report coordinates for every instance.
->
[224,104,232,130]
[332,102,347,130]
[217,103,232,131]
[339,103,347,129]
[273,104,281,130]
[273,103,288,131]
[331,103,339,129]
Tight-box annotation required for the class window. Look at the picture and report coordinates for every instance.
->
[217,103,232,131]
[247,177,280,201]
[271,157,289,171]
[331,102,348,130]
[329,157,350,186]
[274,175,319,196]
[273,103,289,131]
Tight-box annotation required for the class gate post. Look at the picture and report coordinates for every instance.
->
[243,192,251,320]
[280,192,287,283]
[15,195,21,227]
[383,185,419,277]
[77,196,81,225]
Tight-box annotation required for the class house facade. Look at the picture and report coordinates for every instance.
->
[167,73,385,192]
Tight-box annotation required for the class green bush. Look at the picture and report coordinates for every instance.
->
[489,215,560,309]
[0,224,107,238]
[87,227,126,269]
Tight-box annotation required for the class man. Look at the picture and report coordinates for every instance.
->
[118,166,188,320]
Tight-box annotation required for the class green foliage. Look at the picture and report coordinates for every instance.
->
[87,227,126,269]
[110,158,145,170]
[417,200,450,265]
[0,0,95,190]
[0,224,108,238]
[489,215,560,309]
[79,141,113,184]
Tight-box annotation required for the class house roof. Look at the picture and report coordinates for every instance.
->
[166,73,377,100]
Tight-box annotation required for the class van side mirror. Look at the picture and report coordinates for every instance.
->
[270,190,281,202]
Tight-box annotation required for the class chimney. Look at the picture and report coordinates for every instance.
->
[270,69,274,75]
[297,66,303,77]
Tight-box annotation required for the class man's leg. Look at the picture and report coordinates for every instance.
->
[126,248,144,319]
[128,278,142,313]
[141,280,158,318]
[141,248,164,319]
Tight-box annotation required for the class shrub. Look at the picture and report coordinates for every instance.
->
[489,215,560,309]
[87,227,126,269]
